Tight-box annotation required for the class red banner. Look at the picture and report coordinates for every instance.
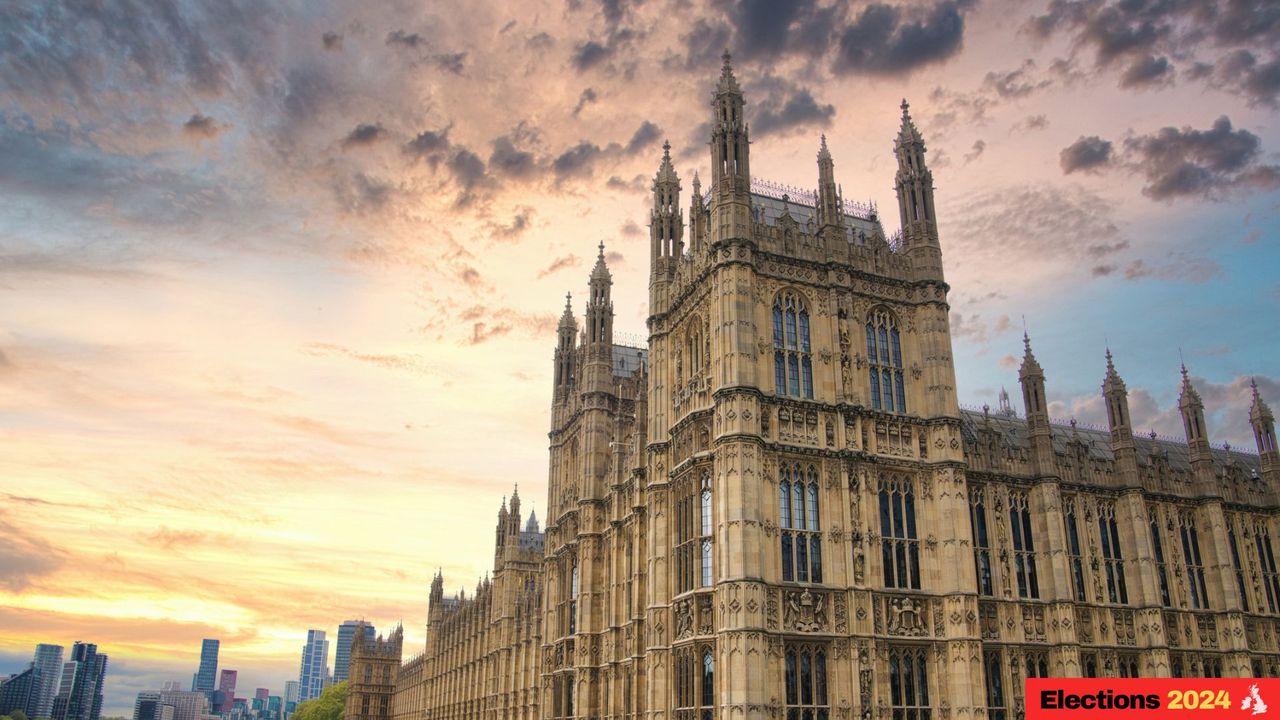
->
[1026,678,1280,720]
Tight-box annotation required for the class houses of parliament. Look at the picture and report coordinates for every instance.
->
[386,54,1280,720]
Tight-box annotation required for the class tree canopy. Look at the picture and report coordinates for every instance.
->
[290,682,347,720]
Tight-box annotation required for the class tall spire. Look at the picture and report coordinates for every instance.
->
[1018,332,1054,475]
[1101,348,1139,483]
[894,98,942,281]
[1250,378,1279,481]
[710,49,750,196]
[651,140,683,273]
[1177,362,1213,478]
[816,134,842,232]
[554,291,578,395]
[586,242,614,347]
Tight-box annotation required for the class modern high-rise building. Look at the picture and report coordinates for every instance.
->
[50,642,106,720]
[193,640,219,693]
[212,670,236,713]
[253,689,268,702]
[132,692,175,720]
[386,53,1280,720]
[0,667,41,717]
[282,682,299,706]
[297,630,329,702]
[333,621,376,684]
[32,644,64,719]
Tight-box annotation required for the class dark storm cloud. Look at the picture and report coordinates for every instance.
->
[572,88,598,116]
[552,142,603,179]
[1120,54,1172,87]
[750,77,835,137]
[342,123,385,149]
[1060,136,1114,173]
[677,19,733,71]
[1025,0,1280,105]
[448,148,488,190]
[1123,116,1280,199]
[625,121,662,154]
[572,40,613,71]
[405,127,452,162]
[183,113,222,139]
[386,30,426,49]
[834,2,967,76]
[723,0,840,61]
[489,135,539,179]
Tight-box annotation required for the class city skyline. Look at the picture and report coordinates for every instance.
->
[3,0,1279,716]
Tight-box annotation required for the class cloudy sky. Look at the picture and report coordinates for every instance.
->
[2,0,1278,713]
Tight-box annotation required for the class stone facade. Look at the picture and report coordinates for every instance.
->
[346,625,403,720]
[392,53,1280,720]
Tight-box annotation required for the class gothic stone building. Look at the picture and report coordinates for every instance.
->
[392,54,1280,720]
[347,625,404,720]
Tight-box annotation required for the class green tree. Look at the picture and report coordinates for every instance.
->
[291,681,347,720]
[3,711,31,720]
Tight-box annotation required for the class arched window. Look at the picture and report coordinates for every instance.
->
[879,475,919,589]
[866,309,906,413]
[1179,511,1208,609]
[888,647,929,720]
[1009,490,1040,599]
[1099,500,1128,604]
[773,292,814,399]
[969,485,992,596]
[676,471,714,593]
[783,645,828,720]
[779,464,822,583]
[674,645,715,720]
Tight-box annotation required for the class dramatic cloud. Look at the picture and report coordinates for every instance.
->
[1123,116,1280,199]
[1060,136,1114,173]
[182,113,222,140]
[537,254,579,278]
[626,121,662,154]
[1026,0,1280,105]
[1120,54,1172,88]
[342,123,385,149]
[834,2,967,76]
[750,77,836,137]
[572,88,598,116]
[572,40,613,71]
[983,60,1051,99]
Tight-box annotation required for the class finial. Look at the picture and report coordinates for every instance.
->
[1023,330,1031,352]
[722,49,732,69]
[901,98,910,116]
[662,139,671,158]
[598,241,605,259]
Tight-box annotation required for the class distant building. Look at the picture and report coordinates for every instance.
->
[297,631,328,702]
[332,621,375,684]
[252,689,267,702]
[156,688,209,720]
[50,642,106,720]
[32,644,64,719]
[0,666,41,717]
[212,671,236,713]
[342,626,401,720]
[132,692,175,720]
[193,641,219,693]
[282,682,298,714]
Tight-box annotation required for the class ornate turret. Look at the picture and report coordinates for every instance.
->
[1251,379,1279,483]
[815,135,843,234]
[650,141,683,276]
[689,171,705,254]
[1178,364,1214,480]
[710,51,750,198]
[586,243,614,350]
[1018,333,1055,474]
[554,292,577,402]
[1102,349,1139,484]
[894,99,943,281]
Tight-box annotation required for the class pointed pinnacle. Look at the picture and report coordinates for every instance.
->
[598,241,605,259]
[901,98,910,116]
[662,139,671,158]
